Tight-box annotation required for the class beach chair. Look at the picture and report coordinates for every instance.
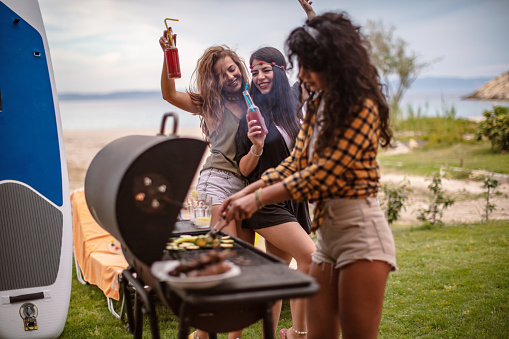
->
[71,188,130,320]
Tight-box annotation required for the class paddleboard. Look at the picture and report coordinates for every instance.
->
[0,0,72,338]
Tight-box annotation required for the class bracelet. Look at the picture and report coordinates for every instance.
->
[250,145,263,157]
[255,188,264,210]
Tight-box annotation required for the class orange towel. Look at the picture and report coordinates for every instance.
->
[71,189,128,300]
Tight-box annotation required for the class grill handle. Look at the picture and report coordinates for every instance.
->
[158,112,179,136]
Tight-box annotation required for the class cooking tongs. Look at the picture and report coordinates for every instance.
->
[205,216,228,239]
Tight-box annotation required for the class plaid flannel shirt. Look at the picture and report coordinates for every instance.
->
[261,98,381,231]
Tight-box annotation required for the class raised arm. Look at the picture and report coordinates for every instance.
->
[159,30,201,114]
[298,0,316,20]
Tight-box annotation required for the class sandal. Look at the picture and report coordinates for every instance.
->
[280,327,308,338]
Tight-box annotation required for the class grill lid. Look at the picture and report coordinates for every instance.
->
[84,113,207,266]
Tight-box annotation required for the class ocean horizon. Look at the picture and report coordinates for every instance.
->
[58,77,503,131]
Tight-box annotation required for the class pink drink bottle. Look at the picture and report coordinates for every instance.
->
[243,86,268,134]
[246,106,268,135]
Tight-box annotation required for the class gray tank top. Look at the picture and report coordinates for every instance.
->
[201,107,242,177]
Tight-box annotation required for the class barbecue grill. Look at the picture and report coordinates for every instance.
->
[84,113,319,338]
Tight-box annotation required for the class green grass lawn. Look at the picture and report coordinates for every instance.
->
[378,142,509,177]
[380,221,508,338]
[58,221,509,338]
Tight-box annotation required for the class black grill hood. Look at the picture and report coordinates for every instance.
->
[84,113,207,266]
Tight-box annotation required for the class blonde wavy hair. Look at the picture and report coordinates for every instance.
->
[188,45,249,138]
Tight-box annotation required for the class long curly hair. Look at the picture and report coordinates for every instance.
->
[188,45,250,138]
[285,12,392,152]
[249,47,301,147]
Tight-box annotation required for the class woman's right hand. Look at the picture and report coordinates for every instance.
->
[220,189,248,217]
[220,188,258,222]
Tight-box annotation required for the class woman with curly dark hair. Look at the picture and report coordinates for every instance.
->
[221,12,397,339]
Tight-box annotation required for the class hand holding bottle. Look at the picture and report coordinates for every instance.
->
[243,84,268,135]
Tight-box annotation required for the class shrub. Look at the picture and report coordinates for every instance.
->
[475,105,509,152]
[417,173,455,227]
[380,179,410,225]
[482,175,499,222]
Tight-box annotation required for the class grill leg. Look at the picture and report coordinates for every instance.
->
[122,269,160,339]
[146,296,160,339]
[122,271,135,334]
[134,293,143,339]
[178,302,189,339]
[134,284,160,339]
[263,302,274,339]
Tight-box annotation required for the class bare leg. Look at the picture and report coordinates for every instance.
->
[306,262,340,339]
[264,241,292,338]
[227,228,254,339]
[258,223,315,339]
[306,260,391,339]
[338,260,391,339]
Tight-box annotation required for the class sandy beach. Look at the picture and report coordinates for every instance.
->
[64,128,509,226]
[63,126,206,193]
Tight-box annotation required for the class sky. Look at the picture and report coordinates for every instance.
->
[36,0,509,94]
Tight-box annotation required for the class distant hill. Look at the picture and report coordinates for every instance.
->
[58,90,161,101]
[58,77,492,101]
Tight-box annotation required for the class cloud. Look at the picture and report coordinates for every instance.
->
[37,0,509,93]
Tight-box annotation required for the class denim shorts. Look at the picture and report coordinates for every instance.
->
[196,168,247,206]
[312,197,397,271]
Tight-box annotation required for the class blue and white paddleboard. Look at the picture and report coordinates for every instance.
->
[0,0,72,338]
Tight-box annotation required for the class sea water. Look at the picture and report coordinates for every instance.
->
[58,87,500,131]
[399,90,495,120]
[59,96,201,131]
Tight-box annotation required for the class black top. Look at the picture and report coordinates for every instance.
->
[235,116,311,233]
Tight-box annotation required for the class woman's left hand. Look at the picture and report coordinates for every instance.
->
[298,0,316,20]
[159,30,177,51]
[247,119,266,148]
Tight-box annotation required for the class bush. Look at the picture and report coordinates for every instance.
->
[417,173,455,227]
[482,175,499,222]
[475,105,509,152]
[380,180,410,225]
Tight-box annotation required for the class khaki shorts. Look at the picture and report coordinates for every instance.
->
[312,197,397,271]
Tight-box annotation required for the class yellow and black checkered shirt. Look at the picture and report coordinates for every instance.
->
[261,98,381,231]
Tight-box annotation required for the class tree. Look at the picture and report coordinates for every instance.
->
[365,20,441,117]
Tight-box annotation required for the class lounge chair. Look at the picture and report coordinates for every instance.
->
[71,188,129,319]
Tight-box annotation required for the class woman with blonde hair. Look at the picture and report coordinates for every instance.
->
[159,40,250,238]
[159,39,249,339]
